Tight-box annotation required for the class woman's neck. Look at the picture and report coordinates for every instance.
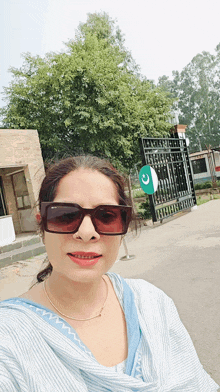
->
[45,272,108,319]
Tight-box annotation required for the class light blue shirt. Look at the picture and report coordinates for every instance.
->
[0,272,219,391]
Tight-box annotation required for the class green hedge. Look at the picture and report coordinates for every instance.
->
[194,180,220,190]
[136,197,152,220]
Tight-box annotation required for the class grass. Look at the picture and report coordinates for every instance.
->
[196,196,210,206]
[196,193,220,206]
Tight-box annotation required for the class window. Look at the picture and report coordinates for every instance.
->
[12,171,31,210]
[191,158,207,174]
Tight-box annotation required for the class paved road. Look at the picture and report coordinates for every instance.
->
[0,200,220,385]
[113,200,220,385]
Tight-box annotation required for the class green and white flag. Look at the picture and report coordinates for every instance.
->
[139,165,158,195]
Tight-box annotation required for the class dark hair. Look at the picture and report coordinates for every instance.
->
[31,154,140,287]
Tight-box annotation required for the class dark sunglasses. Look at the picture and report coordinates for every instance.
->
[40,202,132,235]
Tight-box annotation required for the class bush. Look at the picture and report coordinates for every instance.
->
[194,181,213,190]
[136,197,152,220]
[131,183,141,190]
[133,189,146,198]
[203,181,213,189]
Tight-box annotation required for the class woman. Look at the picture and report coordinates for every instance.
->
[0,155,219,392]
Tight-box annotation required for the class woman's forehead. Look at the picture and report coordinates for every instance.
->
[55,168,119,203]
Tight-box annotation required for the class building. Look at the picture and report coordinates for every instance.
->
[189,149,220,184]
[170,124,220,185]
[0,129,45,246]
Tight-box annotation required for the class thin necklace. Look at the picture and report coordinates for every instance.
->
[43,277,108,321]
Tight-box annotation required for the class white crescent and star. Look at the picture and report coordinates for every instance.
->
[142,174,150,185]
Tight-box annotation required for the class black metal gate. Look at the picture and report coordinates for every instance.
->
[139,137,197,222]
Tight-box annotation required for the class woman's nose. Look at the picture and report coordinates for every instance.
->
[73,215,100,241]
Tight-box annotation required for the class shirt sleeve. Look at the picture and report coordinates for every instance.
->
[0,361,21,392]
[0,326,28,392]
[166,298,220,392]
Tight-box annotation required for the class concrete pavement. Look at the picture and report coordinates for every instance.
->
[113,199,220,384]
[0,200,220,384]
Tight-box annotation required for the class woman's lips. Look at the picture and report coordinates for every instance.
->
[67,253,102,267]
[70,252,101,257]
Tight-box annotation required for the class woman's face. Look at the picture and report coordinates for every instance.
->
[44,168,122,283]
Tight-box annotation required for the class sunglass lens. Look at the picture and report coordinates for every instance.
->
[94,207,125,234]
[47,205,81,233]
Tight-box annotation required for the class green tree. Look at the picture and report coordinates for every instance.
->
[158,45,220,152]
[0,12,173,172]
[75,12,139,76]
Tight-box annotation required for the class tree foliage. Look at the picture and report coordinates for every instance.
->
[0,12,173,172]
[158,45,220,152]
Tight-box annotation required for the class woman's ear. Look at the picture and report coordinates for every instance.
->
[36,212,41,223]
[35,212,45,243]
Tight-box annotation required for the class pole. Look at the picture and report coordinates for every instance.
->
[206,144,217,188]
[119,238,135,261]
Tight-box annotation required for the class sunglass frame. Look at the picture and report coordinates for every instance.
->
[40,202,132,235]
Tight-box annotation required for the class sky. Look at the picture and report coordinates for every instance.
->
[1,0,220,109]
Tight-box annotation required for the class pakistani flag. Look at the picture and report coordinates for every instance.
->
[139,165,158,195]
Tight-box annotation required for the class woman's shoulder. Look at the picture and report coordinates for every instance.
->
[0,286,44,324]
[125,277,169,298]
[108,272,170,300]
[107,272,172,314]
[1,282,48,312]
[0,298,29,336]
